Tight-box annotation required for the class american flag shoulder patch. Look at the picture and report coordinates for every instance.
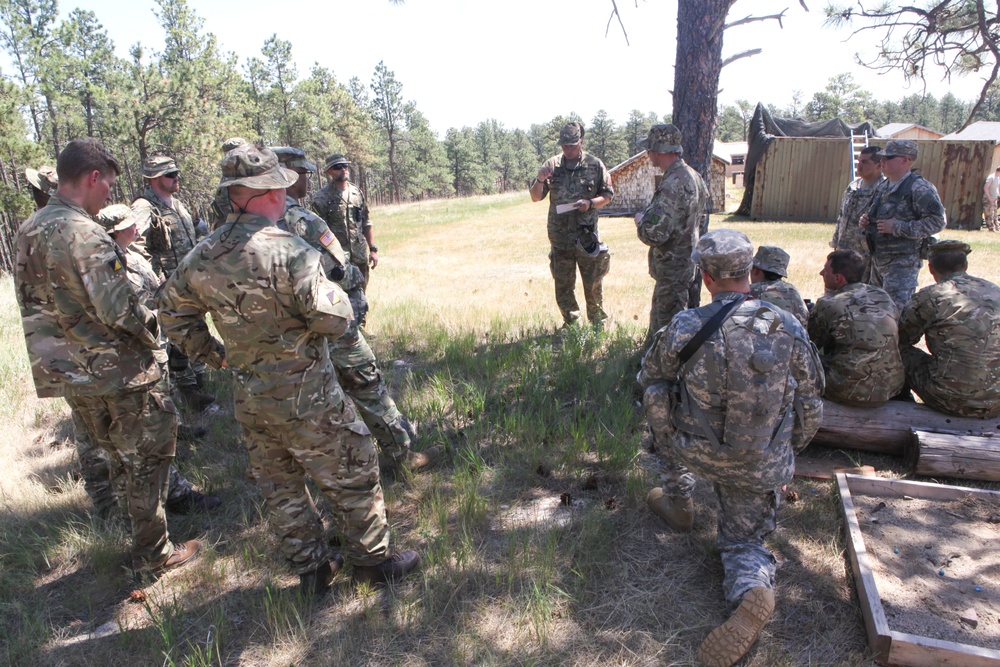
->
[320,230,335,247]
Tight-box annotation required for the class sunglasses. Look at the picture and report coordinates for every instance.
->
[329,164,349,170]
[162,172,180,180]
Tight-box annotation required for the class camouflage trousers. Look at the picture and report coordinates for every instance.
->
[330,329,412,462]
[985,197,999,232]
[660,432,784,607]
[240,397,390,573]
[870,253,920,312]
[648,260,695,336]
[66,384,177,569]
[72,404,193,514]
[902,347,1000,419]
[549,246,611,325]
[168,342,206,390]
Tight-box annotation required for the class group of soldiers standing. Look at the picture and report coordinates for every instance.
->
[533,126,1000,667]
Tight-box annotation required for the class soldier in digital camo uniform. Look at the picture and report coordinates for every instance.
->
[529,121,614,328]
[310,153,378,296]
[634,123,710,337]
[132,155,215,412]
[809,250,905,408]
[898,240,1000,418]
[860,139,947,310]
[15,139,200,575]
[158,145,420,595]
[639,230,824,667]
[748,245,810,328]
[273,147,439,477]
[830,145,883,286]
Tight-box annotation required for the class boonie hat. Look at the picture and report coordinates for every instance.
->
[142,155,179,179]
[25,165,58,195]
[637,124,683,155]
[557,121,584,146]
[96,204,137,232]
[273,146,317,173]
[221,137,247,152]
[323,153,350,172]
[752,245,790,277]
[693,230,754,279]
[219,144,298,190]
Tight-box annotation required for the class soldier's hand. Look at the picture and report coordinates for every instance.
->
[536,166,553,183]
[573,198,592,211]
[369,250,379,269]
[876,218,897,234]
[859,213,870,227]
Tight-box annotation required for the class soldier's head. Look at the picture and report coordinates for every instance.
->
[557,121,584,160]
[693,229,754,293]
[219,144,298,223]
[221,137,247,153]
[96,203,138,249]
[55,139,120,216]
[857,146,882,183]
[142,155,181,197]
[273,147,317,199]
[875,140,917,182]
[927,240,971,281]
[323,153,351,184]
[821,250,866,290]
[25,165,58,209]
[639,123,683,170]
[751,245,790,284]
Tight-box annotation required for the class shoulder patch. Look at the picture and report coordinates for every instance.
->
[327,290,340,306]
[109,257,123,272]
[320,229,335,247]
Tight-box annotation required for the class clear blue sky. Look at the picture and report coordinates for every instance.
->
[15,0,989,135]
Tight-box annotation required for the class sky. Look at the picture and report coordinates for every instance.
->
[16,0,991,136]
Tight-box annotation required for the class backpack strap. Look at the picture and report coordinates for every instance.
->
[678,293,747,366]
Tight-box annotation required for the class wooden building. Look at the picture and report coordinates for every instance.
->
[602,149,730,217]
[876,123,945,141]
[941,121,1000,173]
[719,141,748,183]
[749,137,991,228]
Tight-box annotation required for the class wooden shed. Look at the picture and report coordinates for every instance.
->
[603,150,729,217]
[941,121,1000,172]
[749,137,992,228]
[876,122,944,141]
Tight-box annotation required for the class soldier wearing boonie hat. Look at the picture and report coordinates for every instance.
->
[899,238,1000,419]
[132,153,212,411]
[641,228,824,667]
[749,245,809,328]
[25,165,59,208]
[311,152,378,295]
[159,142,422,597]
[211,138,249,228]
[529,120,615,328]
[635,122,710,336]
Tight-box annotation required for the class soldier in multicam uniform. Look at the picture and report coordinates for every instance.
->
[210,137,247,229]
[15,139,200,575]
[132,155,215,412]
[809,250,905,408]
[860,139,947,310]
[640,230,824,667]
[310,153,378,296]
[634,123,709,336]
[273,147,438,477]
[749,245,809,327]
[831,146,883,284]
[158,144,420,595]
[898,240,1000,418]
[529,121,614,328]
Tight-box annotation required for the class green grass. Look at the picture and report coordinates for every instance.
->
[1,192,998,665]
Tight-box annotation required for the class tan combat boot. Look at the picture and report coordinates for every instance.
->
[696,586,775,667]
[646,487,694,532]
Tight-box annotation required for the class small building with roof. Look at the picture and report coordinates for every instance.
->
[876,123,945,141]
[602,147,730,217]
[942,121,1000,173]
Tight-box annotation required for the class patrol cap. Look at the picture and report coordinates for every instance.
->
[96,203,137,232]
[25,165,58,194]
[221,137,247,152]
[927,239,972,256]
[875,139,918,160]
[752,245,790,277]
[637,123,683,155]
[272,146,317,172]
[693,229,754,279]
[557,121,584,146]
[219,144,298,190]
[142,155,179,179]
[323,153,350,172]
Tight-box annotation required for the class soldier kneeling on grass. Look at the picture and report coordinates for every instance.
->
[639,230,824,667]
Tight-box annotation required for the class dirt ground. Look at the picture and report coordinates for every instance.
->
[853,492,1000,650]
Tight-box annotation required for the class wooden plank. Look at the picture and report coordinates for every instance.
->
[794,457,875,480]
[843,473,1000,502]
[912,430,1000,482]
[888,630,1000,666]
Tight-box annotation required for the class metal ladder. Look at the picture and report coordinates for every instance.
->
[850,131,869,179]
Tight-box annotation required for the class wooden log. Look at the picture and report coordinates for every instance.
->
[910,430,1000,482]
[811,400,1000,457]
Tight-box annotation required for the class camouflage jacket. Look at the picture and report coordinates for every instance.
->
[310,182,371,268]
[538,152,614,251]
[640,293,824,491]
[636,157,708,281]
[132,187,198,279]
[158,213,355,426]
[210,187,232,230]
[750,279,810,328]
[808,282,904,407]
[898,272,1000,414]
[15,197,162,398]
[867,172,947,258]
[832,175,883,256]
[123,246,169,366]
